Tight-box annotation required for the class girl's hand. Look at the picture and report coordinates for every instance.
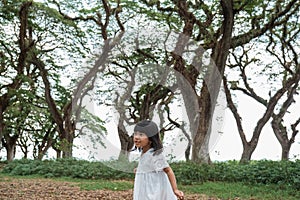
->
[174,189,184,200]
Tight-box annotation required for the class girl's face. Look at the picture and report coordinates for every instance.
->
[133,131,150,148]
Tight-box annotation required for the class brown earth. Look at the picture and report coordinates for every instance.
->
[0,177,218,200]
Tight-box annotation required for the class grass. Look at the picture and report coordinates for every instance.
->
[55,176,134,191]
[181,181,300,200]
[1,173,299,200]
[0,173,133,191]
[77,180,133,191]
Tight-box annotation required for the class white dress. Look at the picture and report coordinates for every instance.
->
[133,148,177,200]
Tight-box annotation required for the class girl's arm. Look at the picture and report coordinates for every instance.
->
[163,167,184,199]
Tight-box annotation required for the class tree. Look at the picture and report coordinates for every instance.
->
[267,19,300,160]
[223,54,299,162]
[135,0,299,163]
[102,46,181,161]
[223,11,300,162]
[29,106,57,160]
[30,0,124,158]
[0,0,109,160]
[0,0,89,160]
[0,1,37,161]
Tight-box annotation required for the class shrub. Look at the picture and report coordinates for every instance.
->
[1,159,299,189]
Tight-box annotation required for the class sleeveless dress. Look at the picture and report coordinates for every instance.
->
[133,148,177,200]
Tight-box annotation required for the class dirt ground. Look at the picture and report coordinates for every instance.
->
[0,177,217,200]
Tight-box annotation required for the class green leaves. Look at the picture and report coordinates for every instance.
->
[172,160,300,189]
[2,158,135,180]
[3,159,300,190]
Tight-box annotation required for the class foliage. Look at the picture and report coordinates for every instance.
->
[1,158,135,180]
[0,0,108,159]
[1,159,300,191]
[172,160,300,190]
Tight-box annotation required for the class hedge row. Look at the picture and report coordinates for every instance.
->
[1,158,135,180]
[1,159,299,189]
[172,160,300,189]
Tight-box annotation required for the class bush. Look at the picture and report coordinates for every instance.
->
[1,159,299,189]
[1,158,135,180]
[171,160,300,189]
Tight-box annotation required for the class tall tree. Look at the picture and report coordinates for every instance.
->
[223,11,300,162]
[32,0,125,157]
[136,0,299,163]
[0,0,108,159]
[0,1,36,161]
[102,47,181,160]
[0,0,87,159]
[223,52,299,162]
[267,19,300,160]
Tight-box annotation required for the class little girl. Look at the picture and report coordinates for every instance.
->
[133,119,184,200]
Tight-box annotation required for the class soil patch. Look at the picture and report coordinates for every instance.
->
[0,177,215,200]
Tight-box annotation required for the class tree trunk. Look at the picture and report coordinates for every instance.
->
[37,141,53,160]
[185,145,191,162]
[270,82,299,161]
[191,84,212,163]
[36,128,54,160]
[22,147,28,159]
[62,131,74,158]
[180,123,192,161]
[52,142,62,159]
[272,120,293,160]
[240,143,256,163]
[2,135,18,161]
[6,145,16,162]
[56,150,62,159]
[117,121,134,161]
[62,147,72,158]
[281,143,291,160]
[194,0,234,163]
[0,107,4,142]
[37,149,45,160]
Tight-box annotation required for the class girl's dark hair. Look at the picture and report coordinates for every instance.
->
[134,120,163,153]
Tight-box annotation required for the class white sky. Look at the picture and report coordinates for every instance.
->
[2,81,299,162]
[3,67,299,162]
[69,89,300,162]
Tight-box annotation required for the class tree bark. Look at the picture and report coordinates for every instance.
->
[0,107,5,143]
[270,74,300,160]
[2,135,18,161]
[117,121,134,161]
[36,127,55,160]
[240,143,256,163]
[173,0,234,163]
[281,143,291,160]
[62,135,74,158]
